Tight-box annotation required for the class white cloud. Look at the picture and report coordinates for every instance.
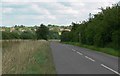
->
[3,8,13,13]
[57,7,79,15]
[2,0,119,2]
[0,3,2,25]
[30,3,56,19]
[2,0,57,2]
[1,0,119,26]
[30,4,50,15]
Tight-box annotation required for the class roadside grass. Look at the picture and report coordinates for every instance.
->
[24,41,56,74]
[0,40,2,75]
[2,40,56,74]
[62,42,119,57]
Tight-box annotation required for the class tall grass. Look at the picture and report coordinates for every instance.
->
[0,40,2,75]
[2,40,56,74]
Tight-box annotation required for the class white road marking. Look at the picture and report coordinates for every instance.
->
[101,64,120,75]
[76,51,83,55]
[72,49,76,52]
[63,45,119,75]
[85,56,95,62]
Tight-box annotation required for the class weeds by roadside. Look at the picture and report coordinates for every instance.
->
[2,40,56,74]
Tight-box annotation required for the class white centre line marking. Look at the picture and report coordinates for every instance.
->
[101,64,120,75]
[85,56,95,62]
[72,49,76,52]
[76,51,83,55]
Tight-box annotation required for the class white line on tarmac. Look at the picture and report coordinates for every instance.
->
[72,49,76,52]
[76,51,83,55]
[101,64,120,75]
[85,56,95,62]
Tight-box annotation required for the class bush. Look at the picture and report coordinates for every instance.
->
[61,31,71,42]
[2,31,12,39]
[61,5,120,50]
[10,31,20,39]
[36,24,49,40]
[20,31,37,39]
[112,30,120,49]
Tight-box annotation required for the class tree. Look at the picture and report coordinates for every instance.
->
[61,31,70,42]
[2,31,11,39]
[20,31,36,39]
[48,31,60,39]
[10,31,20,39]
[60,5,120,50]
[36,24,49,40]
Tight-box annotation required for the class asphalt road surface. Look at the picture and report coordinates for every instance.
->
[50,42,119,74]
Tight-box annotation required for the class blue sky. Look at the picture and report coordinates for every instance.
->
[0,0,119,26]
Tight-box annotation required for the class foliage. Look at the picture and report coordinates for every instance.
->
[36,24,49,40]
[2,40,56,74]
[2,31,20,39]
[20,31,36,39]
[61,5,120,50]
[2,31,36,40]
[48,31,60,39]
[61,31,71,42]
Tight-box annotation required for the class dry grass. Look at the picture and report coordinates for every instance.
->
[2,40,56,74]
[0,40,2,75]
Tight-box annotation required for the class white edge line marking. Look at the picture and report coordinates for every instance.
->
[85,56,95,62]
[76,51,83,55]
[72,49,76,52]
[101,64,120,75]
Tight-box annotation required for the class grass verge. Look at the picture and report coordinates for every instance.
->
[24,41,56,74]
[2,40,56,74]
[62,42,119,57]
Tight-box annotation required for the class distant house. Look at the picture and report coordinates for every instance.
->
[10,27,15,32]
[60,28,71,32]
[49,28,54,31]
[19,28,26,32]
[0,28,5,31]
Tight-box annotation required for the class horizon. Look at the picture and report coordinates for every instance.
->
[0,23,71,27]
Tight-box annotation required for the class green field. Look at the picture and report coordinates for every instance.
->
[2,40,56,74]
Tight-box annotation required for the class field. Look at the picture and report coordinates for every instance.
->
[2,40,56,74]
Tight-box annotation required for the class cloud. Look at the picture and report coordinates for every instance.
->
[3,7,13,13]
[2,0,119,2]
[1,0,119,26]
[2,0,57,2]
[56,7,79,15]
[30,4,51,15]
[0,3,2,25]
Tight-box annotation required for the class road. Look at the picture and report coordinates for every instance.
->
[50,42,119,75]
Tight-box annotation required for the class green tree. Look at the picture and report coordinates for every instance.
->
[60,5,120,50]
[48,31,60,39]
[61,31,70,42]
[20,31,36,39]
[36,24,49,40]
[2,31,11,39]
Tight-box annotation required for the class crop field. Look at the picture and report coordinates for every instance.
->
[2,40,56,74]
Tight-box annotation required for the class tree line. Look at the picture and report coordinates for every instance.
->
[61,5,120,50]
[2,24,60,40]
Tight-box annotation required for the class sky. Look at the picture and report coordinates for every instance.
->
[0,0,119,26]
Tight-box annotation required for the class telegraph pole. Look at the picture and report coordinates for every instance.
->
[89,13,92,21]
